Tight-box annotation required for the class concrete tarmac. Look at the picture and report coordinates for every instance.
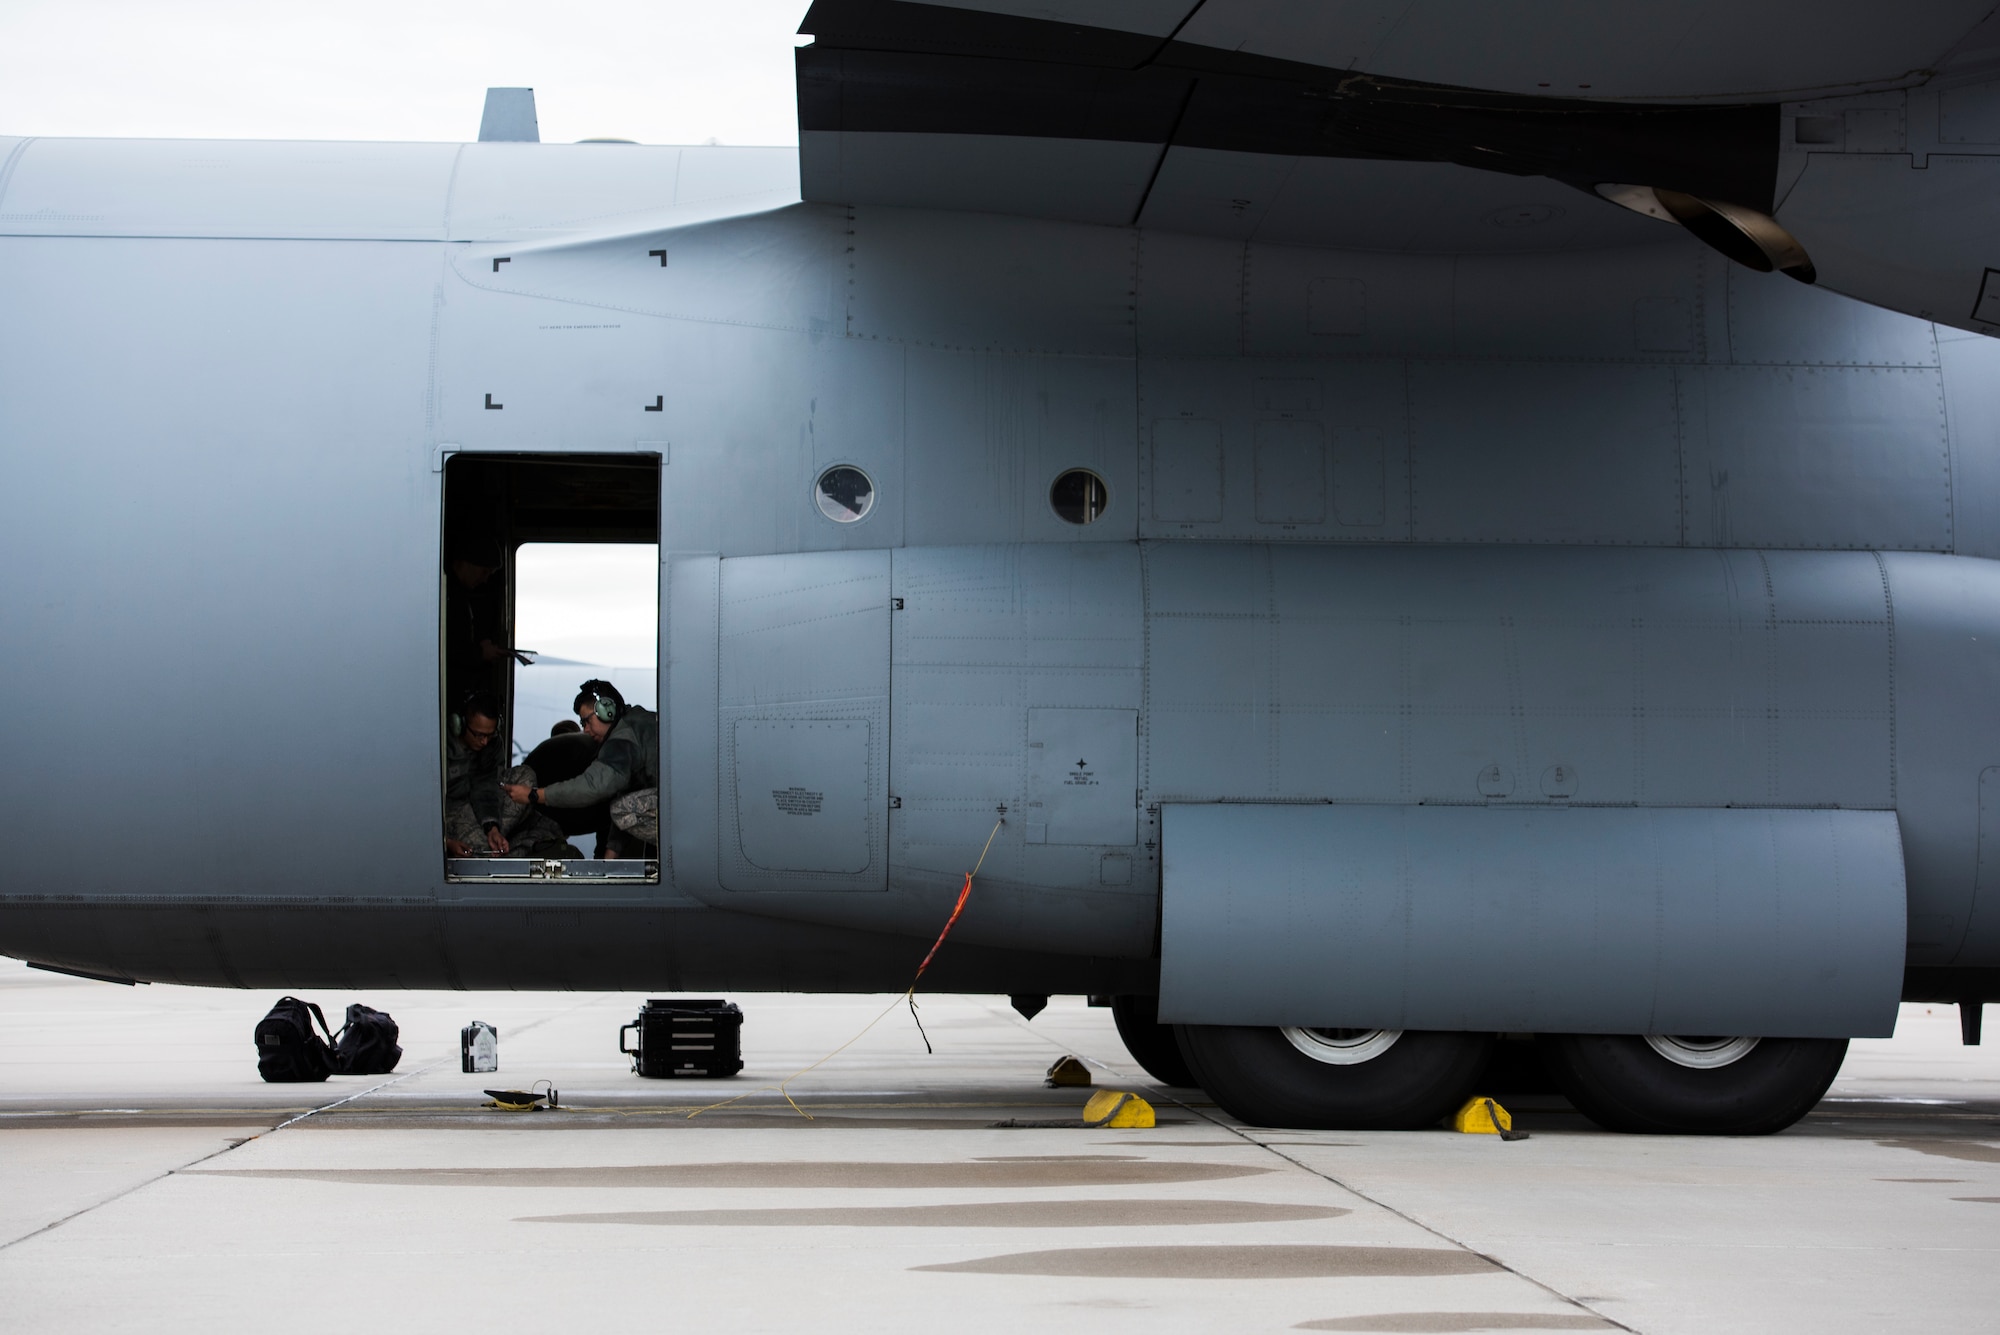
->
[1,957,1996,1333]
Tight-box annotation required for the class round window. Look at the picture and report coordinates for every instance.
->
[1049,468,1108,525]
[814,465,875,523]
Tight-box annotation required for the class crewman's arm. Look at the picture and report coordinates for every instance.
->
[537,733,638,808]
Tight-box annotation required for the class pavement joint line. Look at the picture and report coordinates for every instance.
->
[261,1053,461,1134]
[0,1120,281,1255]
[0,1062,455,1256]
[1170,1095,1642,1335]
[0,997,595,1255]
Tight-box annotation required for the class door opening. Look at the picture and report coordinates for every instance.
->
[441,453,660,882]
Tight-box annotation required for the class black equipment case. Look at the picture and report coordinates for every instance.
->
[620,998,744,1078]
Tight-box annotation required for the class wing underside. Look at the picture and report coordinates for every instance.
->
[795,0,1999,255]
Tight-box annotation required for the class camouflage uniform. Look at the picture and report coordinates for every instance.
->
[445,749,577,857]
[543,706,661,852]
[609,787,659,846]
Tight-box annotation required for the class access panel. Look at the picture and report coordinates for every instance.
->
[715,550,890,893]
[734,719,872,873]
[1025,708,1137,846]
[1159,803,1907,1038]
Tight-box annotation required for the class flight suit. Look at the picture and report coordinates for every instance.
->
[542,706,660,849]
[445,732,573,857]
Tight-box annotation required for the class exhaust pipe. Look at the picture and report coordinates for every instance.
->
[1597,183,1816,284]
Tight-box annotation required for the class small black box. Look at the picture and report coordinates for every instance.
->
[620,998,744,1078]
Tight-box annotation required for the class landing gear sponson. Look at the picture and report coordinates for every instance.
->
[1155,803,1903,1136]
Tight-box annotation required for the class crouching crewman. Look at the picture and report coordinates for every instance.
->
[445,693,575,858]
[504,679,658,854]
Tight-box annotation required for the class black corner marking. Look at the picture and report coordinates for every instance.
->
[485,393,503,410]
[1972,267,2000,324]
[492,257,511,272]
[649,249,668,266]
[644,395,664,412]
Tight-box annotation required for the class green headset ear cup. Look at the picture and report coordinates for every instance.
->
[449,713,463,736]
[595,696,619,726]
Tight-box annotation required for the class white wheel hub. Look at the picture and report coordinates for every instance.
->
[1281,1027,1403,1065]
[1644,1034,1761,1069]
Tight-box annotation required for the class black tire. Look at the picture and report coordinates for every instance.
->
[1540,1034,1848,1135]
[1176,1025,1494,1130]
[1110,995,1199,1087]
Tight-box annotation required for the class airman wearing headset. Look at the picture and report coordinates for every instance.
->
[503,679,660,853]
[444,692,508,857]
[446,691,576,859]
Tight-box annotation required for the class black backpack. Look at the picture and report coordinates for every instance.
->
[254,996,335,1083]
[333,1003,403,1075]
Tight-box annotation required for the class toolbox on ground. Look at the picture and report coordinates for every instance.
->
[620,998,744,1078]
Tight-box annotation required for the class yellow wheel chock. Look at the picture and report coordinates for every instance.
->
[1083,1089,1156,1128]
[1453,1096,1529,1139]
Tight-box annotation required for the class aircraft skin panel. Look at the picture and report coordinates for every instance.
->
[1135,357,1956,555]
[1172,0,1992,104]
[846,206,1139,358]
[5,136,2000,1006]
[0,899,1161,993]
[801,129,1159,228]
[449,205,842,334]
[0,138,801,244]
[1136,150,1676,253]
[900,347,1139,550]
[1677,365,1953,551]
[890,0,1996,104]
[1722,261,1943,367]
[0,233,446,905]
[0,137,463,240]
[716,550,892,895]
[444,143,799,242]
[666,554,723,900]
[1779,148,2000,337]
[917,0,1189,38]
[796,5,2000,335]
[1883,551,2000,967]
[889,544,1149,951]
[673,544,1158,960]
[1142,542,1896,808]
[1939,332,2000,558]
[1158,803,1907,1037]
[1406,361,1685,547]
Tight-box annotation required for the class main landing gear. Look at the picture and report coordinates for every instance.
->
[1109,994,1198,1087]
[1538,1033,1848,1135]
[1175,1025,1493,1130]
[1169,1021,1847,1135]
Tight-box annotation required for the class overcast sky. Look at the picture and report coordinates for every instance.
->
[514,544,658,670]
[512,545,658,754]
[0,1,811,144]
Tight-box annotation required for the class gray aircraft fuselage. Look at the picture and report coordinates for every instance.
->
[2,136,1997,1028]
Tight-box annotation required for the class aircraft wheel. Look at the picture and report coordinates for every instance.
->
[1109,995,1198,1087]
[1175,1024,1493,1129]
[1539,1033,1848,1135]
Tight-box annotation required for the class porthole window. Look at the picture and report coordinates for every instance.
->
[814,465,875,523]
[1050,468,1108,525]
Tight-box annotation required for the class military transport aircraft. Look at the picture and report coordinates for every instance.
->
[6,0,2000,1135]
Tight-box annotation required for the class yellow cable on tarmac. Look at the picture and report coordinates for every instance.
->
[686,818,1005,1121]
